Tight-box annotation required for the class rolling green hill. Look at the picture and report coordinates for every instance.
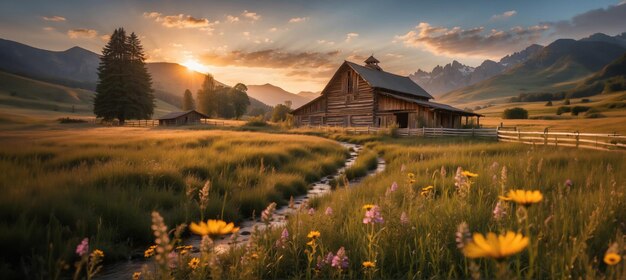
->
[439,39,626,105]
[0,71,180,118]
[568,53,626,97]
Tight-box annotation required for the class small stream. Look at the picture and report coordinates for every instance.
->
[99,142,386,279]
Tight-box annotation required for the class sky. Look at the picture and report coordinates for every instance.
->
[1,0,625,93]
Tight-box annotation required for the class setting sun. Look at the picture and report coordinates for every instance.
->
[182,59,210,74]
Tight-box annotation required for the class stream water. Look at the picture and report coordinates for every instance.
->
[99,142,386,279]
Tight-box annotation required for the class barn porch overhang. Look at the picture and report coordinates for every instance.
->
[377,91,482,117]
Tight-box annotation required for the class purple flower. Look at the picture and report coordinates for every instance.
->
[325,207,333,216]
[390,181,398,192]
[317,252,334,269]
[331,247,349,269]
[281,228,289,239]
[492,201,507,221]
[400,211,409,225]
[75,238,89,257]
[363,205,384,224]
[275,228,289,249]
[565,179,573,188]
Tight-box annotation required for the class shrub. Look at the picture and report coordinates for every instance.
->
[245,115,267,127]
[556,106,571,115]
[545,101,553,106]
[57,117,87,124]
[580,98,591,103]
[563,98,570,105]
[502,107,528,119]
[570,106,590,116]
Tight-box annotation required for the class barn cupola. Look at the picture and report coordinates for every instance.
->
[364,55,382,71]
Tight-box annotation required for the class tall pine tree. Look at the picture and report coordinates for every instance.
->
[182,89,195,110]
[94,28,154,124]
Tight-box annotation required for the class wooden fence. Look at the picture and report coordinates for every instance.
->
[497,128,626,151]
[307,125,498,137]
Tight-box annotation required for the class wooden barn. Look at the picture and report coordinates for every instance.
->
[292,56,481,128]
[157,110,208,126]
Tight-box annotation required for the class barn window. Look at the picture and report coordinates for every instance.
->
[346,72,353,93]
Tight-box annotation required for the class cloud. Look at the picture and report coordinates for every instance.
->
[43,27,55,31]
[226,15,239,23]
[143,12,218,30]
[242,10,261,21]
[491,10,517,20]
[394,22,548,58]
[543,3,626,38]
[199,49,341,70]
[317,39,335,46]
[42,16,66,22]
[345,32,359,42]
[269,27,278,32]
[100,34,110,41]
[289,17,308,23]
[385,53,404,58]
[67,28,98,39]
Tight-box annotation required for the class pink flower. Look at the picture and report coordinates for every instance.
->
[75,238,89,257]
[308,208,315,215]
[275,228,289,249]
[363,205,384,224]
[331,247,349,269]
[400,211,409,225]
[390,181,398,192]
[325,207,333,216]
[565,179,573,188]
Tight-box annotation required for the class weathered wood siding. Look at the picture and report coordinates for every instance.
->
[294,97,326,126]
[376,94,462,128]
[323,65,376,126]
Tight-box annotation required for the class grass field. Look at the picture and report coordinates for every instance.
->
[0,126,348,278]
[134,133,625,279]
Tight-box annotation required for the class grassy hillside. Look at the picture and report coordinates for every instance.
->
[0,71,180,119]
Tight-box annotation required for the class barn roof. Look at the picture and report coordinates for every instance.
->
[345,61,434,100]
[157,110,209,120]
[379,91,481,116]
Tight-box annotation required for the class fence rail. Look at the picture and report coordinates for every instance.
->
[496,129,626,151]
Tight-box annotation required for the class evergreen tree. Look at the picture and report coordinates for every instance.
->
[182,89,195,110]
[94,28,154,124]
[229,83,250,119]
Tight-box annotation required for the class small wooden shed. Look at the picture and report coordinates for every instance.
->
[157,110,208,126]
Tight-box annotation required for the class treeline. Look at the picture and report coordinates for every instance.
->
[183,74,251,119]
[509,77,626,103]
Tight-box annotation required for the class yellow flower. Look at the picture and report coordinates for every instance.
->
[307,230,321,239]
[251,253,259,259]
[499,190,543,206]
[189,219,239,236]
[180,250,188,255]
[306,240,316,247]
[362,261,376,268]
[462,171,478,178]
[604,252,621,266]
[188,257,200,269]
[144,248,155,258]
[90,249,104,259]
[132,272,141,280]
[362,204,375,211]
[407,173,415,179]
[463,231,529,259]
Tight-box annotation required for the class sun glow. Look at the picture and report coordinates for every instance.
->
[182,59,210,74]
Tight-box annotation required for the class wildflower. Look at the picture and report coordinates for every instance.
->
[144,247,155,258]
[308,208,315,215]
[492,200,507,221]
[363,205,384,224]
[200,235,213,253]
[420,185,434,197]
[362,261,375,268]
[565,179,573,188]
[167,251,178,269]
[275,228,289,248]
[362,204,375,211]
[454,167,466,188]
[390,181,398,192]
[462,171,478,178]
[331,247,349,269]
[462,231,529,259]
[251,253,259,259]
[325,206,333,216]
[90,249,104,259]
[324,252,334,265]
[189,219,239,236]
[132,272,141,280]
[307,230,321,239]
[151,211,172,267]
[604,242,622,265]
[261,202,277,224]
[499,190,543,207]
[75,238,89,257]
[400,211,409,225]
[407,173,415,179]
[188,257,200,269]
[455,222,472,250]
[400,164,406,172]
[604,253,621,266]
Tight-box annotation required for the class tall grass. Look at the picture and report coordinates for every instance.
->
[213,135,625,279]
[0,127,346,278]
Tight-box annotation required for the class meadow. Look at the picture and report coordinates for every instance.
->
[138,133,626,279]
[0,126,348,278]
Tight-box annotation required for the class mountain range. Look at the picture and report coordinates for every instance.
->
[0,38,273,115]
[246,84,312,108]
[437,33,626,105]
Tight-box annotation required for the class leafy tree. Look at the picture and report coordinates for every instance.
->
[196,74,217,116]
[502,107,528,119]
[182,89,195,110]
[271,102,292,122]
[229,83,250,119]
[94,28,154,124]
[215,86,234,119]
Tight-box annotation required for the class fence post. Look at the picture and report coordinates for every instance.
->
[575,131,580,148]
[543,128,548,146]
[517,130,521,142]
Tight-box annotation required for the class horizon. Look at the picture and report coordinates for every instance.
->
[1,0,625,93]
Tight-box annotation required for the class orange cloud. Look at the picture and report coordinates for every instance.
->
[143,12,218,30]
[199,49,341,70]
[42,16,66,22]
[67,28,98,39]
[345,32,359,42]
[242,10,261,21]
[289,17,308,23]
